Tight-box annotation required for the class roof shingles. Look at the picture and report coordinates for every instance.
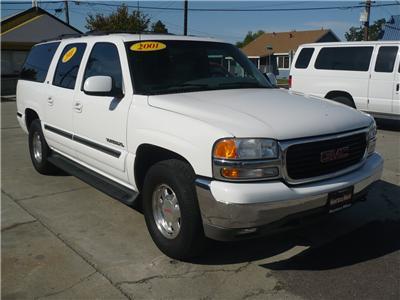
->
[242,29,333,56]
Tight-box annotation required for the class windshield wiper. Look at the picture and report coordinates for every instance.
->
[218,82,265,88]
[173,83,210,88]
[146,83,211,95]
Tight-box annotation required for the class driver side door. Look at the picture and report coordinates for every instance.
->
[73,42,132,183]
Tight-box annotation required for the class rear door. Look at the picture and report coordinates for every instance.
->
[73,42,132,182]
[44,43,86,158]
[368,45,398,114]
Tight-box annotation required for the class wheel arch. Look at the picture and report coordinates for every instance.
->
[134,143,195,193]
[324,91,356,108]
[25,108,40,131]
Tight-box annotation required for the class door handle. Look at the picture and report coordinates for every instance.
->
[396,83,399,92]
[74,102,83,113]
[47,96,54,106]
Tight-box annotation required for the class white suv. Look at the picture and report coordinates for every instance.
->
[17,34,383,259]
[290,41,400,121]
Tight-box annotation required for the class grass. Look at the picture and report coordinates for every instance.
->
[277,78,289,85]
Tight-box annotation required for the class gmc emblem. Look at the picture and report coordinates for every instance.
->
[320,146,350,163]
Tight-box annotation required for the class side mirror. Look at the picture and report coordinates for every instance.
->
[83,76,123,98]
[264,72,277,87]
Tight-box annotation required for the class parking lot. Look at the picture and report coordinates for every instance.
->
[1,100,399,299]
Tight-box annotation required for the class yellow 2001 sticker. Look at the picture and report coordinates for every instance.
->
[130,41,166,52]
[62,47,77,63]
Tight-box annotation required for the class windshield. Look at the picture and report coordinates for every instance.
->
[125,40,271,95]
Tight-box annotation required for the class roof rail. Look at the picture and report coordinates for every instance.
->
[85,30,174,35]
[40,30,174,43]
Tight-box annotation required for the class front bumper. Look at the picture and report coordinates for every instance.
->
[195,153,383,241]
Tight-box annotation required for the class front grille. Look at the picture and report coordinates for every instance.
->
[285,132,367,180]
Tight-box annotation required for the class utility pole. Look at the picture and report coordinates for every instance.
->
[64,0,70,25]
[363,0,371,41]
[184,0,188,36]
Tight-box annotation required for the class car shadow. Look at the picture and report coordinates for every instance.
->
[376,118,400,131]
[261,218,400,271]
[191,180,400,270]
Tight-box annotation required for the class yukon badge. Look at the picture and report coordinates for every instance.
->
[106,138,124,148]
[320,146,350,163]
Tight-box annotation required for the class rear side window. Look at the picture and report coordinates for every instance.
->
[295,48,314,69]
[20,42,60,82]
[82,43,123,93]
[375,46,398,73]
[53,43,86,89]
[315,47,373,71]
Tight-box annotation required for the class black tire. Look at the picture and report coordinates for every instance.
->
[330,96,356,108]
[28,119,59,175]
[142,159,206,260]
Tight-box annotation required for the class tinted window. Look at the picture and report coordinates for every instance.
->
[295,48,314,69]
[375,46,398,73]
[83,43,123,93]
[20,42,60,82]
[125,40,270,95]
[53,43,86,89]
[315,47,373,71]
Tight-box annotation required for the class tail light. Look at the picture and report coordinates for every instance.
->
[288,75,292,89]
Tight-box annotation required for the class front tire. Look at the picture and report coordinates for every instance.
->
[142,159,206,260]
[28,119,58,174]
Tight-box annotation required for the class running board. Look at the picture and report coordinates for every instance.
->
[48,153,139,206]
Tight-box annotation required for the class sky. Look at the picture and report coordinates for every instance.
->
[1,0,399,43]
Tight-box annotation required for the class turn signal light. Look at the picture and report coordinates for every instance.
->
[213,139,237,159]
[221,167,240,178]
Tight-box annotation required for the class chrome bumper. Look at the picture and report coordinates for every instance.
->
[195,153,383,241]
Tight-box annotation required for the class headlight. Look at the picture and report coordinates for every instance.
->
[212,138,280,181]
[213,138,278,160]
[367,120,377,155]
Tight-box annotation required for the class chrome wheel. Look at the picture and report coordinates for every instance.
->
[152,184,181,239]
[32,132,43,163]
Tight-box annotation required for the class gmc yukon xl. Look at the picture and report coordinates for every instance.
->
[17,34,383,259]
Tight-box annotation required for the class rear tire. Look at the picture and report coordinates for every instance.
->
[330,95,356,108]
[28,119,59,175]
[142,159,206,260]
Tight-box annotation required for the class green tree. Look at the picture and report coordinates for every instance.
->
[85,4,151,32]
[151,20,168,33]
[345,18,386,41]
[236,30,265,48]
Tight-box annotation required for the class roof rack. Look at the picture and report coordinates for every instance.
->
[40,30,174,43]
[85,30,174,36]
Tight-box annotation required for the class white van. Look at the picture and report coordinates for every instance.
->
[289,41,400,121]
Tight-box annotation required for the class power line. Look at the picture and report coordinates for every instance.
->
[78,2,400,12]
[2,1,399,12]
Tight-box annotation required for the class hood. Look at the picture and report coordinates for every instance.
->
[148,88,372,140]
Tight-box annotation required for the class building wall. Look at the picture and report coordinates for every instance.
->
[1,50,29,95]
[1,12,80,95]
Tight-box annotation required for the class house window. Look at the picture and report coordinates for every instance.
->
[277,55,289,69]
